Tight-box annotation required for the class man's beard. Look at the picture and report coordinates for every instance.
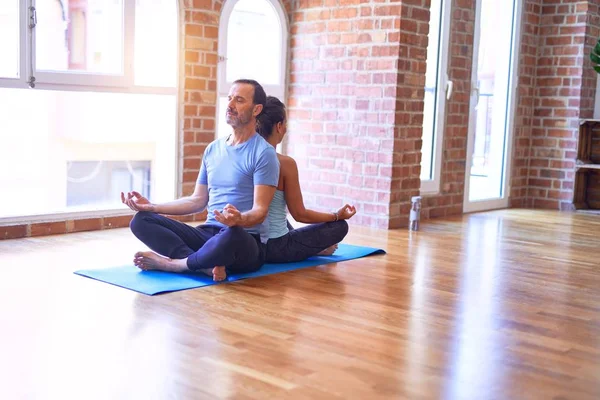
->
[226,109,252,127]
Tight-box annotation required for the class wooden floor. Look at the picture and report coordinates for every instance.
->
[1,209,599,400]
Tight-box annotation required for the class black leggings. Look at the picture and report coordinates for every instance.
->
[265,220,349,263]
[129,212,265,273]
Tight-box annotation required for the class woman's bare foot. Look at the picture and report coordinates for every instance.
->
[317,244,338,256]
[212,266,227,282]
[134,251,189,273]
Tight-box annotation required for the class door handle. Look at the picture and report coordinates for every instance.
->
[472,85,480,108]
[446,79,453,100]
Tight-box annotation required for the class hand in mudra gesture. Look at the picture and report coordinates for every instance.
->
[336,204,357,220]
[214,204,242,226]
[121,191,155,212]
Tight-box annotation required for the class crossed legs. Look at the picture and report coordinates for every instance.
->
[265,220,349,263]
[129,212,264,281]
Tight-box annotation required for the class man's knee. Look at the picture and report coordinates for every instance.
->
[220,225,247,240]
[218,226,259,250]
[218,226,261,261]
[129,211,157,235]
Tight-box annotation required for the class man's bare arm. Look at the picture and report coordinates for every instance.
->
[122,184,208,215]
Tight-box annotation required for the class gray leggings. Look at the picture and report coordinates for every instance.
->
[265,220,349,263]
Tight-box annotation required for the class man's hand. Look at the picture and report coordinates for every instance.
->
[214,204,243,227]
[121,191,155,212]
[337,204,357,220]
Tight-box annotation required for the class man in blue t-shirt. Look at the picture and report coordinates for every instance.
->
[121,79,279,281]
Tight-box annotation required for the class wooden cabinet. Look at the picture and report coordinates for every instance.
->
[574,119,600,210]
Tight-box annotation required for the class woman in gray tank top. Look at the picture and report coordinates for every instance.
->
[257,97,357,263]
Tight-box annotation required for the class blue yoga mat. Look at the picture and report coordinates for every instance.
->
[74,243,385,296]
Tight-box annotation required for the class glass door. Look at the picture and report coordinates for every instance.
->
[464,0,521,212]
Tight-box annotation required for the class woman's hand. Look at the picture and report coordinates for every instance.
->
[121,191,155,212]
[336,204,357,220]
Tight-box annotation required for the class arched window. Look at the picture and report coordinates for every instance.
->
[0,0,178,222]
[216,0,288,138]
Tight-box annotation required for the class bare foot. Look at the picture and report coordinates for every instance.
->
[134,251,189,273]
[212,266,227,282]
[317,244,338,256]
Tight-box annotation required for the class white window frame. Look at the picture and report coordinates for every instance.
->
[216,0,289,137]
[420,0,453,195]
[0,0,176,96]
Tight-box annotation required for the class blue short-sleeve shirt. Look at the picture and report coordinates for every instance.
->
[198,133,279,242]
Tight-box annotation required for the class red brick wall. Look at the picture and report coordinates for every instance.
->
[285,0,404,229]
[510,0,542,208]
[420,0,475,219]
[1,216,134,240]
[583,2,600,119]
[181,0,221,197]
[286,0,434,229]
[527,0,599,210]
[285,0,476,225]
[388,1,430,228]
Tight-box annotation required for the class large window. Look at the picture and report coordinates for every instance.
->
[216,0,288,138]
[0,0,178,221]
[421,0,452,194]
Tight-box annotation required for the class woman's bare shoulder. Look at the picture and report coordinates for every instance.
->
[278,154,297,170]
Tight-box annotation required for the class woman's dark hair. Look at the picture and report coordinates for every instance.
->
[257,96,286,139]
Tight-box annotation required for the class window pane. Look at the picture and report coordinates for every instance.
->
[421,0,442,181]
[67,161,151,207]
[135,0,177,87]
[0,88,176,218]
[0,2,19,78]
[226,0,281,85]
[36,0,124,74]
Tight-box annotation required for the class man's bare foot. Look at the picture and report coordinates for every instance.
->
[317,244,338,256]
[134,251,189,273]
[212,266,227,282]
